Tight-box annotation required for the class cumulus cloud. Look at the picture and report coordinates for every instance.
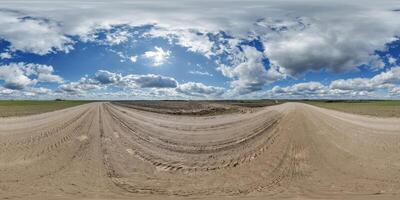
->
[272,82,327,96]
[218,46,285,95]
[104,29,130,45]
[0,51,12,59]
[370,66,400,85]
[143,46,171,66]
[330,78,376,92]
[390,87,400,95]
[94,70,121,84]
[262,17,393,75]
[0,62,62,90]
[256,3,400,75]
[0,10,73,55]
[0,84,54,99]
[1,1,400,99]
[129,55,138,63]
[330,66,400,93]
[267,81,376,99]
[58,70,178,95]
[122,74,178,88]
[0,1,399,59]
[58,77,103,95]
[29,87,52,95]
[147,28,215,58]
[388,56,397,65]
[188,70,213,76]
[35,65,64,83]
[91,70,178,89]
[57,70,227,98]
[267,66,400,99]
[0,64,35,90]
[176,82,224,97]
[0,87,15,95]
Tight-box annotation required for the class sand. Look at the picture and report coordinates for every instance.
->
[1,102,400,199]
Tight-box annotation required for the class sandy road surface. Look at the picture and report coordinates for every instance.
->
[0,102,400,199]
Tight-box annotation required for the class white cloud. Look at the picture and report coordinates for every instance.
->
[189,70,213,76]
[176,82,224,97]
[329,66,400,93]
[0,87,15,95]
[37,73,64,83]
[129,55,138,63]
[330,78,375,92]
[147,28,215,58]
[1,1,400,99]
[58,70,178,95]
[267,66,400,99]
[54,66,400,99]
[267,81,377,99]
[58,77,103,95]
[143,46,171,66]
[1,1,397,63]
[370,66,400,85]
[105,30,130,45]
[35,65,64,83]
[0,62,63,90]
[218,46,285,95]
[388,56,397,65]
[0,86,54,98]
[369,55,386,71]
[390,87,400,95]
[121,74,177,88]
[0,52,12,59]
[29,87,52,95]
[0,63,33,90]
[91,70,178,89]
[0,11,73,55]
[56,70,226,98]
[272,82,328,96]
[94,70,122,84]
[261,14,397,75]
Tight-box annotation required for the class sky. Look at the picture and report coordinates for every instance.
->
[0,0,400,100]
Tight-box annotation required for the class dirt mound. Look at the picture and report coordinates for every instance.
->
[1,102,400,199]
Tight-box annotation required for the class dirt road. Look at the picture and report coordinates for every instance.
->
[1,102,400,199]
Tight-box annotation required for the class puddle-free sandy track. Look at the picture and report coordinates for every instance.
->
[1,102,400,199]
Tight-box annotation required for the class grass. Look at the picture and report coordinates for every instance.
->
[303,100,400,118]
[0,100,92,117]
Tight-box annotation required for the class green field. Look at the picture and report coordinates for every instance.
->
[0,100,92,117]
[304,100,400,118]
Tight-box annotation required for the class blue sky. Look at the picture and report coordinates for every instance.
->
[0,0,400,99]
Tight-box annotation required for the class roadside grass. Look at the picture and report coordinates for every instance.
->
[303,100,400,118]
[0,100,92,117]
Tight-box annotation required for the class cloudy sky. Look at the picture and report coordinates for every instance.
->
[0,0,400,99]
